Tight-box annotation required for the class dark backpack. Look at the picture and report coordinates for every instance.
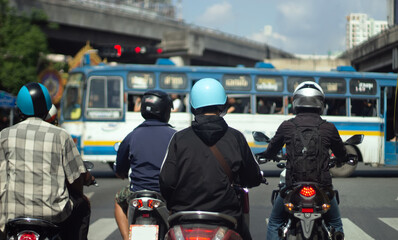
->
[288,118,326,185]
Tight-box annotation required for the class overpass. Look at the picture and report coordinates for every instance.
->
[10,0,294,66]
[341,25,398,73]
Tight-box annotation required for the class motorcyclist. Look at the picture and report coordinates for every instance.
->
[0,83,94,240]
[257,81,348,240]
[159,78,263,240]
[113,90,176,240]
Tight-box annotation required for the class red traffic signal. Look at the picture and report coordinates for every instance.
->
[114,45,122,57]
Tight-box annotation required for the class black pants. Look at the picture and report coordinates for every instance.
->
[59,193,91,240]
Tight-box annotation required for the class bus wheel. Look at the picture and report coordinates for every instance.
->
[108,162,115,170]
[330,145,358,177]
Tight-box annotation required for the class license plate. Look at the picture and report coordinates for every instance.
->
[129,225,159,240]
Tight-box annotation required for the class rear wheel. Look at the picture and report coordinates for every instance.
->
[330,145,358,177]
[108,162,114,170]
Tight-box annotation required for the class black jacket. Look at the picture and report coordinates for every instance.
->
[263,112,348,186]
[159,115,262,218]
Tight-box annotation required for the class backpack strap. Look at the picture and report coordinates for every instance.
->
[209,145,233,183]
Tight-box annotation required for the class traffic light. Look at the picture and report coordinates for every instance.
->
[97,45,122,58]
[114,45,122,57]
[97,44,163,58]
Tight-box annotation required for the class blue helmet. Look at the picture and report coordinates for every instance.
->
[190,78,227,110]
[16,82,52,119]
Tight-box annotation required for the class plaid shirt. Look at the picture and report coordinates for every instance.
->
[0,117,86,230]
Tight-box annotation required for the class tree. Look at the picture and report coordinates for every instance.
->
[0,0,49,95]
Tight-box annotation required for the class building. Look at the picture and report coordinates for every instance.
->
[346,13,388,50]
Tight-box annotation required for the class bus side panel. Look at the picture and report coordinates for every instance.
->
[327,116,384,166]
[385,141,398,166]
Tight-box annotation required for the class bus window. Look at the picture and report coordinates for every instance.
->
[127,72,155,89]
[127,94,143,112]
[223,74,251,91]
[227,95,250,113]
[349,78,377,95]
[171,94,186,112]
[351,99,377,117]
[86,77,123,119]
[107,79,121,108]
[287,77,315,92]
[256,96,283,114]
[319,78,346,94]
[255,76,283,92]
[324,98,346,116]
[62,86,82,120]
[160,73,187,89]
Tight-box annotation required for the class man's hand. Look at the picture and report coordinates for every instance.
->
[84,172,97,186]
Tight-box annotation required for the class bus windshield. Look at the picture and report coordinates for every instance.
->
[62,73,84,120]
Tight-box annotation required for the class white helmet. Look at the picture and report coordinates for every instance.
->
[292,81,324,114]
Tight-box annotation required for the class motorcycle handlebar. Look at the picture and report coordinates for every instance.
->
[256,153,358,168]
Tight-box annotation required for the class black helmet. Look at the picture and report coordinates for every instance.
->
[141,90,173,123]
[292,81,325,114]
[16,82,52,120]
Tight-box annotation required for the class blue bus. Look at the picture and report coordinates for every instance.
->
[59,59,398,177]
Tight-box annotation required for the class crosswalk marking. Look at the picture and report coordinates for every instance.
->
[342,218,374,240]
[88,218,118,240]
[89,217,398,239]
[85,192,95,200]
[265,218,398,239]
[379,218,398,231]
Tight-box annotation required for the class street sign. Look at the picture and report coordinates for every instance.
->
[0,91,16,108]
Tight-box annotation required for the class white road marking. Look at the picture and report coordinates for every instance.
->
[379,218,398,231]
[88,218,118,240]
[85,192,95,200]
[341,219,374,240]
[265,218,375,239]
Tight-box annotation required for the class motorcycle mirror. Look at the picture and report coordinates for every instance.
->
[114,142,121,152]
[345,134,364,145]
[252,131,270,143]
[84,161,94,170]
[276,162,286,169]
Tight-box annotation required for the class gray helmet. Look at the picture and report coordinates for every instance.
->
[292,81,324,114]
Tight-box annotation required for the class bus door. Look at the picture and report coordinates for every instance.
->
[382,86,398,166]
[82,75,125,163]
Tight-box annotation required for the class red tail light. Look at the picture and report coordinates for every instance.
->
[132,199,143,209]
[182,228,219,240]
[169,226,242,240]
[18,232,38,240]
[302,208,314,213]
[148,199,161,208]
[300,186,316,197]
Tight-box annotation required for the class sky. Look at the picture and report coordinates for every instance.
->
[178,0,389,55]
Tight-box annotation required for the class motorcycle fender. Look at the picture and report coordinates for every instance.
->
[293,213,322,239]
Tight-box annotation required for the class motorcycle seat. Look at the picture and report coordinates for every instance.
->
[132,190,163,200]
[168,211,237,230]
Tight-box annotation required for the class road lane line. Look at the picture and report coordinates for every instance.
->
[379,218,398,231]
[342,218,374,240]
[85,192,95,200]
[88,218,118,240]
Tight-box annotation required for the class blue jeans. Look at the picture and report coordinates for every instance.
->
[266,194,343,240]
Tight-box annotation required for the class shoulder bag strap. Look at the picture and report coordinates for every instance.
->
[209,145,233,183]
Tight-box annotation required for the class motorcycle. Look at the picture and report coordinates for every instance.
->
[113,142,169,240]
[252,131,363,240]
[165,211,243,240]
[164,173,267,240]
[4,161,97,240]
